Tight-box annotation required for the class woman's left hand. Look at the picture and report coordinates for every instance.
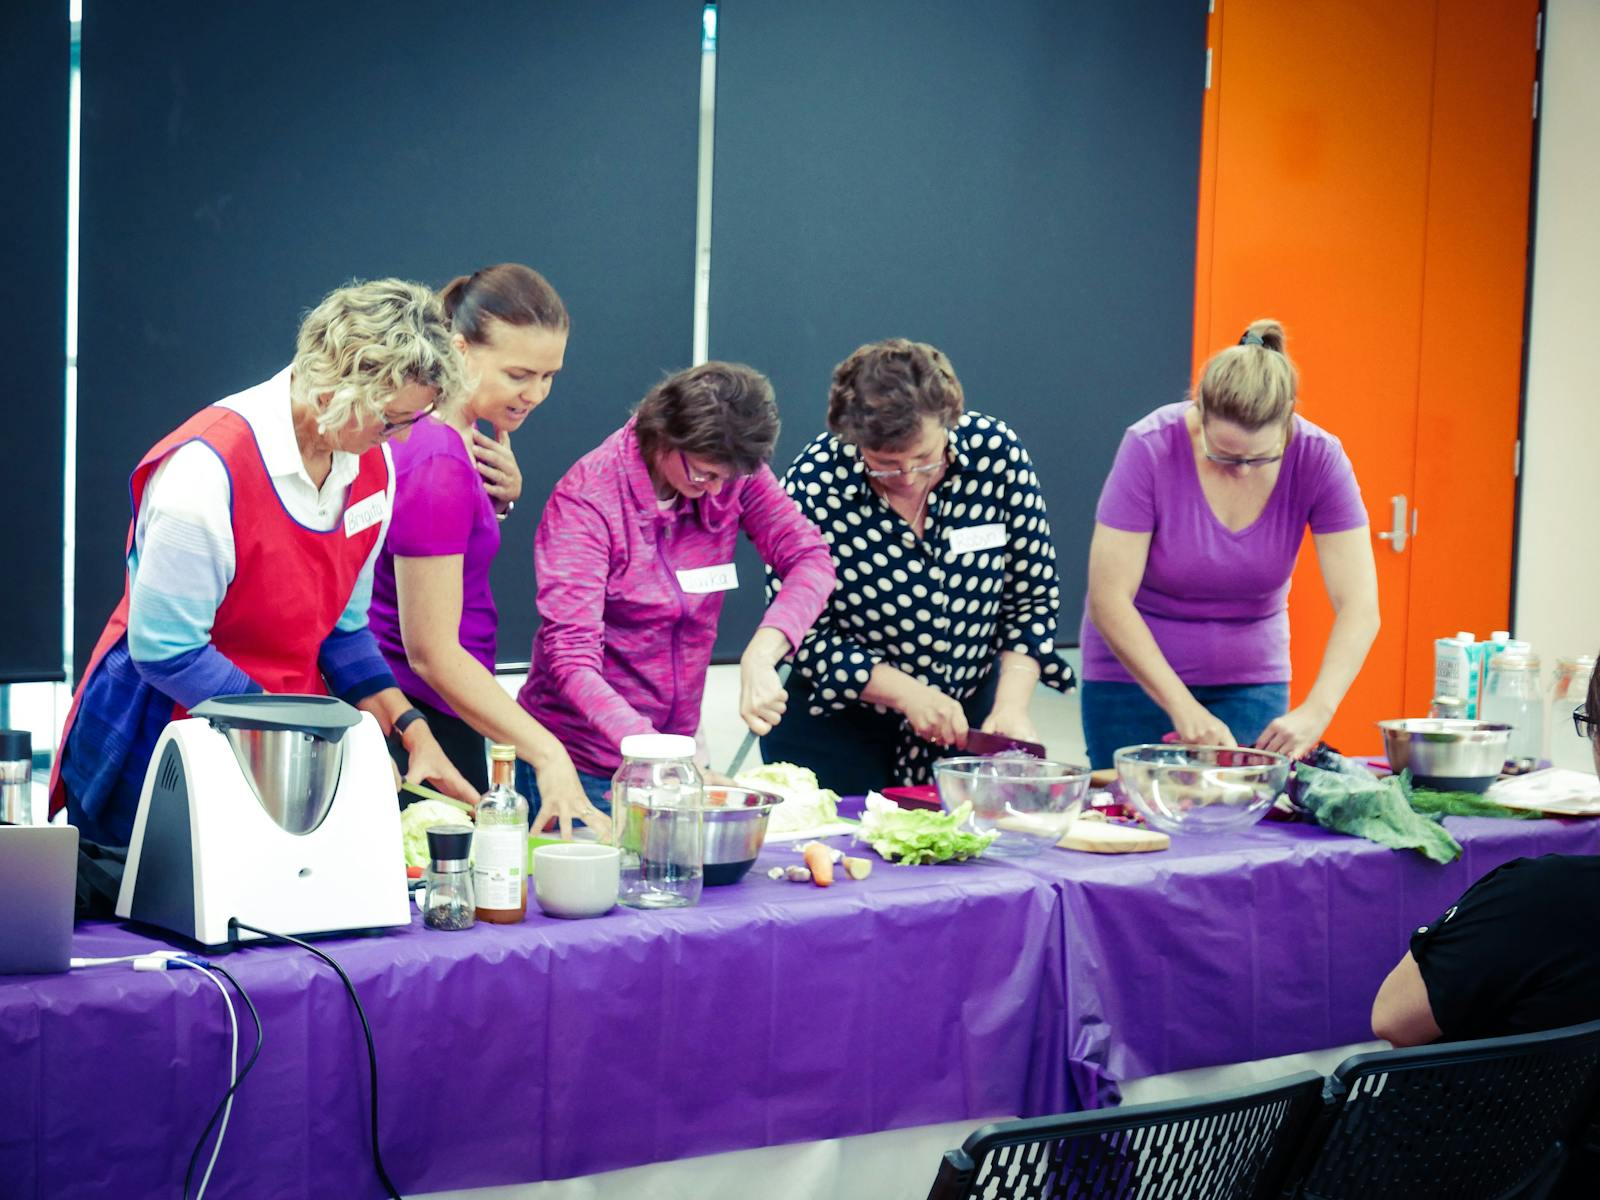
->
[981,706,1040,744]
[402,726,481,809]
[472,429,523,514]
[1255,703,1333,760]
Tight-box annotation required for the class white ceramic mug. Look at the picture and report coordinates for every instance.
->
[532,843,621,919]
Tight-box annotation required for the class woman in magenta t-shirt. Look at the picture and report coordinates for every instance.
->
[1079,319,1380,768]
[371,264,608,839]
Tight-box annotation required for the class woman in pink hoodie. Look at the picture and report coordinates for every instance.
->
[515,362,836,811]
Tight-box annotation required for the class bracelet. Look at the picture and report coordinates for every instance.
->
[393,707,427,738]
[496,500,515,522]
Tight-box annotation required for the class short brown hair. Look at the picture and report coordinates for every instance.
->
[439,263,569,345]
[1194,318,1299,430]
[633,362,779,477]
[827,339,964,451]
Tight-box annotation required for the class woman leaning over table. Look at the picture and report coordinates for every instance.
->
[759,339,1075,795]
[1079,319,1381,769]
[50,279,479,856]
[514,362,836,811]
[369,264,608,839]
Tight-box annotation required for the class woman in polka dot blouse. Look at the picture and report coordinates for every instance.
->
[760,339,1074,794]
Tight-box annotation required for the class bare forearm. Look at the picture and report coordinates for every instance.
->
[741,625,792,670]
[862,662,927,713]
[991,650,1039,713]
[1088,593,1196,715]
[410,644,568,769]
[1303,600,1381,720]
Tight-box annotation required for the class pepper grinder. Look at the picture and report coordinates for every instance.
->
[0,730,32,824]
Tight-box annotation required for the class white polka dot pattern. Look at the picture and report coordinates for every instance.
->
[768,411,1075,783]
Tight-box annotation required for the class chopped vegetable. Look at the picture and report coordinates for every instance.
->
[841,855,873,881]
[802,842,835,886]
[858,794,998,865]
[766,866,787,881]
[1407,780,1539,820]
[399,799,474,869]
[735,762,840,833]
[784,865,813,883]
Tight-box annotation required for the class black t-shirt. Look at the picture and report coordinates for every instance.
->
[1410,854,1600,1041]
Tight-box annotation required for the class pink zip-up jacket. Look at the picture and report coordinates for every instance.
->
[518,419,836,777]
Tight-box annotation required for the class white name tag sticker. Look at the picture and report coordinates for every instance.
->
[675,563,739,594]
[947,523,1007,556]
[343,490,389,538]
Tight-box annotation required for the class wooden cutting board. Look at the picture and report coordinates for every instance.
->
[1057,820,1170,854]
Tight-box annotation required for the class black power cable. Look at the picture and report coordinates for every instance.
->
[230,920,404,1200]
[182,960,263,1200]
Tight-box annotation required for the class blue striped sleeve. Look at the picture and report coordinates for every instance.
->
[319,626,396,703]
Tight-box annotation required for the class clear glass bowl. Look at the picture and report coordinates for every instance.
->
[1114,744,1290,836]
[931,756,1091,857]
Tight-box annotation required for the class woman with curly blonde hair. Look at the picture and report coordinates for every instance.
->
[52,278,479,853]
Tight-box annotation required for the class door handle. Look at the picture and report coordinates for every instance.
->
[1376,494,1410,553]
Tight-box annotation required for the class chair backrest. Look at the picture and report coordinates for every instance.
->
[926,1071,1326,1200]
[1292,1018,1600,1200]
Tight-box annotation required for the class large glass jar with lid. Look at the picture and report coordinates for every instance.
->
[475,743,529,923]
[611,734,704,908]
[1549,655,1598,773]
[1480,644,1543,764]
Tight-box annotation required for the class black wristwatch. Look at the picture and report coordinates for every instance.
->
[393,707,427,738]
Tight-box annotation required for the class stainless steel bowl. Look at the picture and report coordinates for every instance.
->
[194,695,360,836]
[698,785,784,885]
[1115,744,1290,836]
[1377,719,1511,793]
[932,756,1091,857]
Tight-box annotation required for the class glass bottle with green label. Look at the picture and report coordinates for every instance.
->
[474,744,529,923]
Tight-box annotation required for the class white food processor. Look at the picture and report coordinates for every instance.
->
[116,694,411,948]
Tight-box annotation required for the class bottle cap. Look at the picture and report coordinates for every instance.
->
[489,743,516,762]
[426,824,474,863]
[0,730,31,762]
[619,733,697,761]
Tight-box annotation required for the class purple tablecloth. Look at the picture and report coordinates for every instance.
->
[0,845,1063,1200]
[1004,814,1600,1108]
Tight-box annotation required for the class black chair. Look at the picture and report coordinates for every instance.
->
[925,1072,1326,1200]
[1289,1018,1600,1200]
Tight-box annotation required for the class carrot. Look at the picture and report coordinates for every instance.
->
[802,842,834,887]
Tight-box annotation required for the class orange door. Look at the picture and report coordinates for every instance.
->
[1194,0,1537,753]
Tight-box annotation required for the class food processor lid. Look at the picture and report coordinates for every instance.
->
[191,694,362,742]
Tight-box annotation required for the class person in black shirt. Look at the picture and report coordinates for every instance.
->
[761,339,1074,794]
[1372,657,1600,1046]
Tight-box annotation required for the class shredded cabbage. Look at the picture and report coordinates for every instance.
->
[400,800,473,868]
[858,793,997,865]
[735,762,840,833]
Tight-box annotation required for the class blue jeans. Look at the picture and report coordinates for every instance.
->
[1080,680,1290,770]
[514,761,616,818]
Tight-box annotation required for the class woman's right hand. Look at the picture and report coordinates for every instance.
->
[903,684,970,749]
[532,755,613,842]
[1170,701,1237,747]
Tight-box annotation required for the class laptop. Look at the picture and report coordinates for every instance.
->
[0,824,79,974]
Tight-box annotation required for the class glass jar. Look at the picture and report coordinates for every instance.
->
[475,743,530,924]
[611,733,704,909]
[1548,655,1597,774]
[1480,645,1543,764]
[423,824,476,931]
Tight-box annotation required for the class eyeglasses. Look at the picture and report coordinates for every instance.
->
[1199,421,1285,468]
[679,450,724,486]
[863,460,944,481]
[1573,706,1597,739]
[379,402,436,437]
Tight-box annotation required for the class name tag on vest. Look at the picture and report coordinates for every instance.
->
[675,563,739,594]
[343,491,389,538]
[947,523,1006,556]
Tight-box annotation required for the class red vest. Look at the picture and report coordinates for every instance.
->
[49,405,390,811]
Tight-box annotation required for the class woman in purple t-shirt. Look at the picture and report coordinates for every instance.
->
[371,265,608,839]
[1079,319,1380,768]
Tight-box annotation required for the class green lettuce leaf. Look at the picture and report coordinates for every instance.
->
[399,800,473,869]
[1293,764,1462,864]
[858,796,998,865]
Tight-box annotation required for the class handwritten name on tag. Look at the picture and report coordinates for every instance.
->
[343,491,389,538]
[947,523,1006,556]
[675,563,739,594]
